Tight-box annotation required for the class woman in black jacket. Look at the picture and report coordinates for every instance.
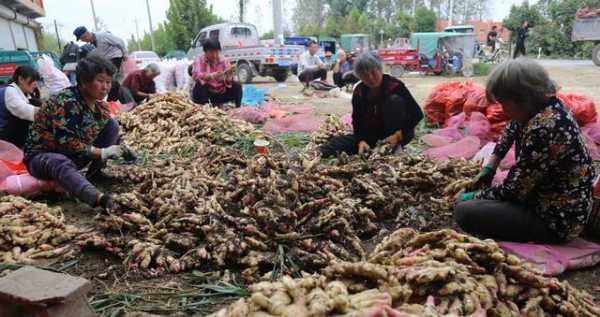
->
[320,52,423,157]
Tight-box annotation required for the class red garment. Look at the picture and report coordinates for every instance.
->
[191,54,232,94]
[122,69,156,103]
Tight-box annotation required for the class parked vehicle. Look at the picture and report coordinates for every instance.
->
[477,40,509,64]
[572,15,600,66]
[188,23,303,83]
[340,34,369,55]
[0,50,37,84]
[384,32,477,77]
[444,25,475,34]
[130,51,161,69]
[164,50,188,60]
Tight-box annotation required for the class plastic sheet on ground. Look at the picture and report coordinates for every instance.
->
[0,140,60,196]
[241,85,267,107]
[424,136,481,161]
[263,113,324,134]
[421,134,454,147]
[499,239,600,276]
[229,107,268,124]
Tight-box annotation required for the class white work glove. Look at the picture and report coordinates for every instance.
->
[101,145,124,161]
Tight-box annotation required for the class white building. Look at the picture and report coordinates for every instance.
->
[0,0,45,50]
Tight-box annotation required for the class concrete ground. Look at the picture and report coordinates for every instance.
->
[251,59,600,118]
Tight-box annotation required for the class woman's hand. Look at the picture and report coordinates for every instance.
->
[358,141,370,154]
[471,166,496,190]
[386,130,403,147]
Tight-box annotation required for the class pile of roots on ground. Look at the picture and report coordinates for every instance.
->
[207,228,600,317]
[0,195,83,264]
[97,135,478,279]
[118,94,257,156]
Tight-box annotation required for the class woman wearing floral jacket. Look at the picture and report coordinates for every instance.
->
[455,58,595,243]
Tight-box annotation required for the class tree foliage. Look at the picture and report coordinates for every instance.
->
[127,0,218,56]
[505,0,600,58]
[39,31,65,54]
[166,0,219,50]
[293,1,439,47]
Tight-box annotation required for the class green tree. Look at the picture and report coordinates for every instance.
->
[39,31,65,54]
[260,31,274,40]
[412,6,437,32]
[165,0,218,50]
[503,4,544,34]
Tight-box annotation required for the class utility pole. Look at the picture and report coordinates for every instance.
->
[239,0,244,23]
[272,0,283,45]
[412,0,417,16]
[134,18,142,51]
[448,0,454,26]
[90,0,99,31]
[53,19,61,49]
[145,0,156,51]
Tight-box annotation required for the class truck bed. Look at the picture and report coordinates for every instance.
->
[572,16,600,41]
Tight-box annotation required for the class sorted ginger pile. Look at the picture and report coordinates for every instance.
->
[0,196,82,264]
[100,139,477,279]
[207,228,600,317]
[119,94,257,155]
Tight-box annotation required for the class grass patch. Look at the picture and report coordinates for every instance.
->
[274,132,311,150]
[473,63,496,76]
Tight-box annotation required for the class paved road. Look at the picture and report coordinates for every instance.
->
[537,59,595,67]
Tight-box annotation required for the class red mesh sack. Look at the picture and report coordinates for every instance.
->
[463,87,487,117]
[423,82,463,125]
[557,92,597,127]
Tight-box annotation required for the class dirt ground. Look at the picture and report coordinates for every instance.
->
[250,60,600,301]
[255,59,600,118]
[7,61,599,315]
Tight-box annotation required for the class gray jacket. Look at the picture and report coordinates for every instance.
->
[92,31,127,59]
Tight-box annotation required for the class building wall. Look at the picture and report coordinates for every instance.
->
[0,17,40,50]
[437,20,511,43]
[0,2,43,50]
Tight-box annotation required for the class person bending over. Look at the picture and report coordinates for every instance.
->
[455,58,595,244]
[319,52,423,157]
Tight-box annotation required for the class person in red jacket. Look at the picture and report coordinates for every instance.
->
[122,64,160,104]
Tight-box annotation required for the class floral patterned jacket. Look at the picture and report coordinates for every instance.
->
[24,86,111,166]
[476,97,595,241]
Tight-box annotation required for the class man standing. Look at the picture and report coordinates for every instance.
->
[487,25,498,52]
[513,21,529,59]
[298,40,328,87]
[73,26,128,70]
[122,64,160,105]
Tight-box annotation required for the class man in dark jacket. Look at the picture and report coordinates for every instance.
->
[319,52,423,157]
[513,20,529,58]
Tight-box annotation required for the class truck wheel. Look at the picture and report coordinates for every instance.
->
[274,71,288,82]
[390,65,405,78]
[236,63,253,83]
[593,44,600,67]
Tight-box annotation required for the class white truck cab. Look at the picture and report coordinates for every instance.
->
[188,23,304,83]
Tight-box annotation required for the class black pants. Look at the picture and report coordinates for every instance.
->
[298,68,327,85]
[513,42,526,59]
[319,134,358,157]
[454,199,560,243]
[107,81,134,104]
[192,81,242,107]
[333,72,358,88]
[0,117,30,149]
